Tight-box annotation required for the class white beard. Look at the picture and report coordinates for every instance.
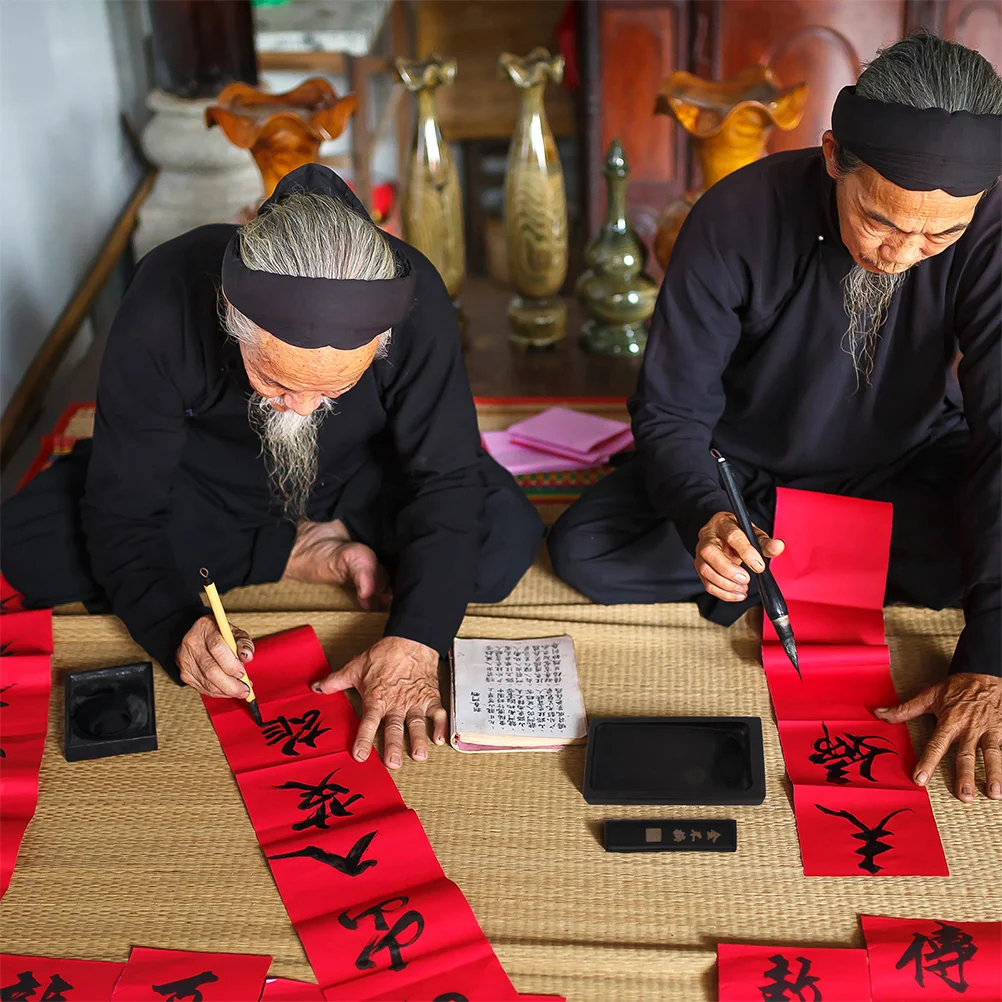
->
[247,393,334,520]
[841,264,908,388]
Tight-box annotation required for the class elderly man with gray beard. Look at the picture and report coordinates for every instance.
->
[0,164,543,769]
[548,33,1002,802]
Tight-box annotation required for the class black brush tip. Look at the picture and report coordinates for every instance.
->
[247,698,264,726]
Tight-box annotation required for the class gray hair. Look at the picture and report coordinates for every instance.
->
[222,190,398,354]
[834,31,1002,176]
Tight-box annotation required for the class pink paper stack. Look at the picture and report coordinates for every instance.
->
[483,407,633,475]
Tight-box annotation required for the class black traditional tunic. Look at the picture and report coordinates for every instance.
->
[79,209,486,676]
[630,148,1000,675]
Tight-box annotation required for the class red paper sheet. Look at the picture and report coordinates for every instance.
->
[203,627,518,1000]
[862,916,1002,1001]
[763,489,946,878]
[0,610,54,656]
[261,977,325,1001]
[778,719,917,789]
[794,787,948,876]
[0,576,25,614]
[0,641,53,898]
[110,946,271,1002]
[0,954,125,1000]
[717,943,871,1001]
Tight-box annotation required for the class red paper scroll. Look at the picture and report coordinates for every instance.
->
[0,607,54,898]
[203,627,519,1001]
[110,946,272,1001]
[717,943,871,1001]
[260,978,325,1001]
[863,916,1002,1001]
[0,954,125,1000]
[764,488,948,877]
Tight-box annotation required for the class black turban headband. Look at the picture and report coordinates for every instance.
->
[221,164,417,350]
[831,85,1002,197]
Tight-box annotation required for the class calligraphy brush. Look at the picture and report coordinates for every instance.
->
[199,567,264,725]
[711,450,801,678]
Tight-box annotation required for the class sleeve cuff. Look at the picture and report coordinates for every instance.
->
[383,610,453,659]
[141,603,211,685]
[949,606,1001,677]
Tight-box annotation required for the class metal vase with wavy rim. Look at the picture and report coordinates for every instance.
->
[652,66,807,269]
[396,54,467,342]
[576,139,658,358]
[500,48,569,350]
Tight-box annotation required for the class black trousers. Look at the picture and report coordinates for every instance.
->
[547,428,967,626]
[0,440,544,611]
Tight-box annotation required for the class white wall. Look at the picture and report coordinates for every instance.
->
[0,0,144,414]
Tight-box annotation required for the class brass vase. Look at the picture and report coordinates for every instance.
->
[396,55,467,341]
[499,48,568,350]
[576,140,658,358]
[652,67,807,268]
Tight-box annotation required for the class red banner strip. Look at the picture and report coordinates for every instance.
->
[763,488,948,877]
[0,607,53,898]
[202,626,519,1000]
[717,943,872,1001]
[0,954,125,1000]
[110,946,272,1001]
[261,978,325,1001]
[862,915,1002,1001]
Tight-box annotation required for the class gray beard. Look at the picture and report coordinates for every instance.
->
[841,264,908,387]
[248,393,334,520]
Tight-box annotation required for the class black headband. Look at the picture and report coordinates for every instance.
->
[222,238,416,350]
[831,86,1002,197]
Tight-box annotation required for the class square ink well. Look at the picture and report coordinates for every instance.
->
[583,716,766,805]
[64,662,158,762]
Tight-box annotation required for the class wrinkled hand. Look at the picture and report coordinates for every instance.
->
[312,636,445,768]
[876,673,1002,802]
[177,615,255,698]
[695,512,785,602]
[333,542,392,612]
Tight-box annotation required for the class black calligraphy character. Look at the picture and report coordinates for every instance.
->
[0,971,41,1001]
[0,974,76,1002]
[895,922,978,994]
[815,805,911,874]
[261,709,330,756]
[338,895,425,972]
[758,955,822,1001]
[151,971,219,1002]
[38,976,74,1002]
[277,769,364,829]
[268,830,378,876]
[0,684,14,759]
[433,995,470,1001]
[809,723,894,784]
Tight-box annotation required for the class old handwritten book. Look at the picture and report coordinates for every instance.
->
[449,636,588,752]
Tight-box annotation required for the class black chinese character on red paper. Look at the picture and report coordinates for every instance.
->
[276,768,363,830]
[268,830,378,877]
[338,895,425,972]
[261,709,330,756]
[809,723,895,784]
[815,804,910,874]
[1,972,74,1001]
[895,922,977,994]
[151,971,219,1002]
[758,955,821,1001]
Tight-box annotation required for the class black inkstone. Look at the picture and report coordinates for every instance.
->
[64,662,158,761]
[583,716,766,806]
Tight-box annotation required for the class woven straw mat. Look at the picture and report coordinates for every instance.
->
[0,609,997,1002]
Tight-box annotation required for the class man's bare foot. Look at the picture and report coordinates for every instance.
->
[282,520,392,611]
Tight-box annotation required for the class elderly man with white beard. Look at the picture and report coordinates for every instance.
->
[0,164,543,769]
[548,33,1002,802]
